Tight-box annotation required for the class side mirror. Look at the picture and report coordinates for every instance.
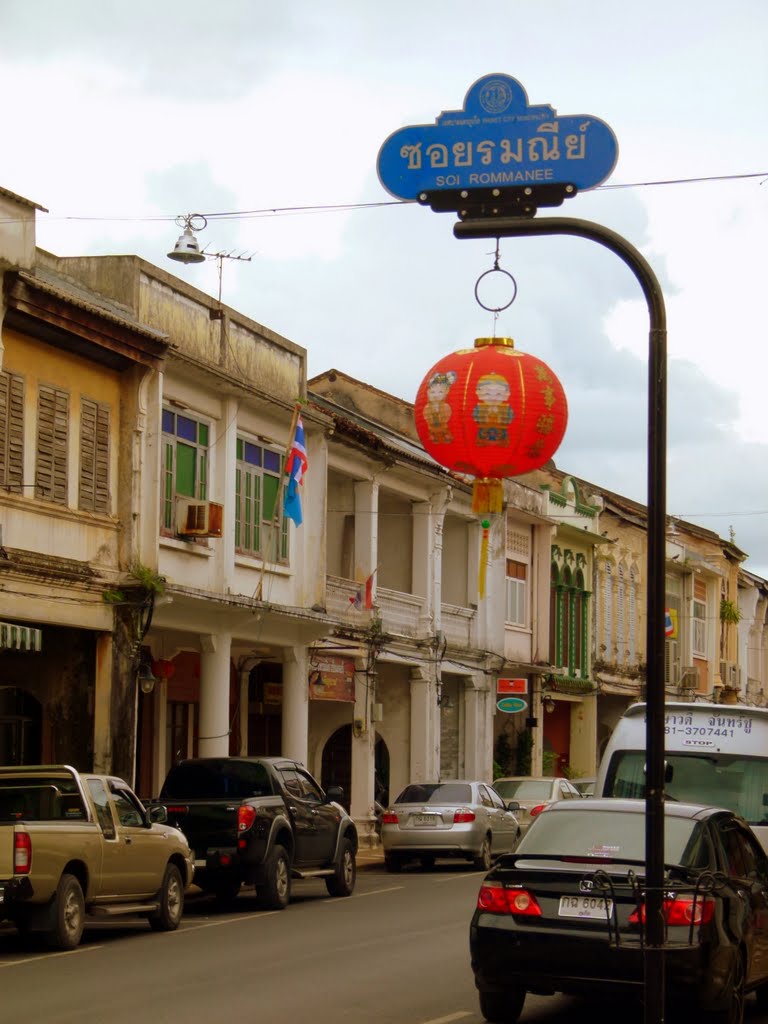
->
[506,800,520,812]
[326,785,344,804]
[148,804,168,824]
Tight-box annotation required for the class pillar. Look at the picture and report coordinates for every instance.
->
[93,633,113,774]
[350,659,376,845]
[282,646,309,763]
[410,666,438,781]
[198,632,232,757]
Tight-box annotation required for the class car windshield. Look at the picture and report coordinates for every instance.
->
[604,750,768,827]
[396,783,473,805]
[494,779,551,800]
[518,807,702,865]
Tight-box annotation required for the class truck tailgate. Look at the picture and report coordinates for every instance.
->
[0,825,13,876]
[162,800,240,858]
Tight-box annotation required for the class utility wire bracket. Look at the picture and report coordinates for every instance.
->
[417,182,578,220]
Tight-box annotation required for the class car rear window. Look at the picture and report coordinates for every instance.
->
[518,808,700,864]
[0,777,83,821]
[160,761,273,799]
[396,783,472,805]
[494,779,552,800]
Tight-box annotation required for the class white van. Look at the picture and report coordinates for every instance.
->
[595,701,768,852]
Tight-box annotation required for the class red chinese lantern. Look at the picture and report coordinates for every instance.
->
[151,658,176,681]
[414,337,568,513]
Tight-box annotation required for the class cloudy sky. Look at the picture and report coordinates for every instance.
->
[2,1,767,574]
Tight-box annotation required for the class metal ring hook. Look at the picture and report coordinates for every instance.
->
[475,240,518,313]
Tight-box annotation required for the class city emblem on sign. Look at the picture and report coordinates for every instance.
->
[377,73,619,201]
[496,696,528,714]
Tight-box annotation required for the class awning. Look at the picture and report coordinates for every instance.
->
[0,623,42,652]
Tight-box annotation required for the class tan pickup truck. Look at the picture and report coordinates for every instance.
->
[0,765,194,949]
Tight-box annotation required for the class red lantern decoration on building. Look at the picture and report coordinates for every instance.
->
[414,337,568,513]
[151,658,177,681]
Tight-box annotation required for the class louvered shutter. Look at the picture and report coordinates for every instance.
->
[79,398,110,513]
[36,385,69,504]
[0,371,24,490]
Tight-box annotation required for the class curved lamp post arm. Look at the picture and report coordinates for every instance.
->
[455,215,667,1024]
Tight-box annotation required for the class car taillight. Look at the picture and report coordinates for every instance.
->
[381,811,399,824]
[238,805,257,832]
[14,831,31,875]
[629,897,714,926]
[529,804,547,818]
[477,882,542,917]
[453,808,476,824]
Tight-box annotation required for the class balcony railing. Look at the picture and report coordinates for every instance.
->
[441,603,475,647]
[377,587,424,637]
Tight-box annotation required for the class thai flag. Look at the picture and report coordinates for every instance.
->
[283,415,308,526]
[664,610,675,638]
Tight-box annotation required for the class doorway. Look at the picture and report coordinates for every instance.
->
[0,687,42,764]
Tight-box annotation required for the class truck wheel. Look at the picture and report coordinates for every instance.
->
[149,863,184,931]
[479,987,526,1023]
[47,873,85,950]
[257,844,291,910]
[325,837,356,897]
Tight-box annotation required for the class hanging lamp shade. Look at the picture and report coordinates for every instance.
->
[414,337,568,512]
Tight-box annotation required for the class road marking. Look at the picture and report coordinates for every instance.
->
[322,885,404,902]
[175,910,282,933]
[0,944,105,968]
[419,1013,472,1023]
[433,872,485,883]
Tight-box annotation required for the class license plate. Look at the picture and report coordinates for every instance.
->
[558,895,613,919]
[414,814,438,826]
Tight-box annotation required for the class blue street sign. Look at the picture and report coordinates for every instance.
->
[497,696,528,714]
[377,73,619,200]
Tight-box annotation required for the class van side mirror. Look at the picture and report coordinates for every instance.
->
[506,800,520,812]
[148,804,168,824]
[326,785,344,804]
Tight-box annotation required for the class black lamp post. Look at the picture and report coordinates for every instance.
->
[455,214,667,1024]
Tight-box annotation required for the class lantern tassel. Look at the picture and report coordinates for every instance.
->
[478,519,491,600]
[472,478,503,515]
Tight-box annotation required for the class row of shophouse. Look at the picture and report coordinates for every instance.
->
[1,184,767,845]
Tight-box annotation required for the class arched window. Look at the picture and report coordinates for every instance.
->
[617,565,626,662]
[603,561,613,653]
[629,568,637,663]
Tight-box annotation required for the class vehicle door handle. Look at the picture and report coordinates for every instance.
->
[125,836,133,844]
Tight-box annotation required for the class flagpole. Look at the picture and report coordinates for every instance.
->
[283,401,302,482]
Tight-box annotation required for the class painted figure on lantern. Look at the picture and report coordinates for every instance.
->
[472,371,514,445]
[423,369,457,444]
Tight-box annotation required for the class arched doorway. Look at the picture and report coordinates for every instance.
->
[0,688,42,765]
[321,725,351,809]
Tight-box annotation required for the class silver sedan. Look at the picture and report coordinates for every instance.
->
[381,779,521,872]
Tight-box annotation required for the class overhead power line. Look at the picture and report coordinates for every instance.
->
[0,171,764,226]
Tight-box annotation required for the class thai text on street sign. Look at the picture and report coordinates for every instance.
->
[377,73,619,200]
[497,677,527,695]
[497,696,528,714]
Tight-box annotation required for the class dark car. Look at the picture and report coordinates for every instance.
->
[469,799,768,1023]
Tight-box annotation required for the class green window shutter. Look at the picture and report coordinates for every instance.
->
[36,385,69,504]
[163,442,174,529]
[176,443,196,497]
[235,467,242,549]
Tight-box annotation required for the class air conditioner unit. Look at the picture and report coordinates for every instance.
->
[176,499,223,538]
[679,666,699,691]
[728,664,742,688]
[719,660,731,683]
[670,661,681,685]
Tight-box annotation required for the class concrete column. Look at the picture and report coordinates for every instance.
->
[282,646,309,763]
[412,501,434,632]
[354,479,379,589]
[93,633,113,774]
[463,679,493,779]
[410,666,438,781]
[350,659,376,845]
[198,632,232,757]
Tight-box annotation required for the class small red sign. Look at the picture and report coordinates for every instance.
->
[497,677,527,695]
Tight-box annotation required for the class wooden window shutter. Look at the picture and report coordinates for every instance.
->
[36,385,69,504]
[79,398,110,513]
[0,371,24,491]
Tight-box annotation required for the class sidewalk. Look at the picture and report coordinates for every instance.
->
[356,845,385,870]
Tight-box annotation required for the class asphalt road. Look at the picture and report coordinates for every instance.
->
[1,862,767,1024]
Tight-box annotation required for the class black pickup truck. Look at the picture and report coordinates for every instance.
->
[149,756,358,910]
